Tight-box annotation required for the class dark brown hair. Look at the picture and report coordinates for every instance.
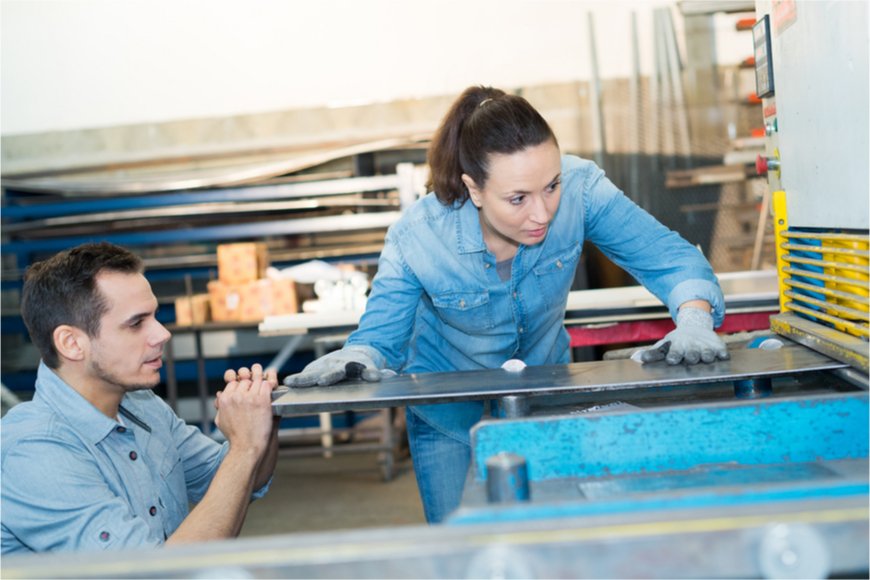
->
[21,242,144,369]
[426,86,558,205]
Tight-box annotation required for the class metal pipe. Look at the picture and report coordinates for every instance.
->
[831,367,870,390]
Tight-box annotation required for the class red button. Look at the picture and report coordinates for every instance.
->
[99,531,110,542]
[756,154,768,175]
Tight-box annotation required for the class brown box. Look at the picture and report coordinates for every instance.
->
[217,243,269,283]
[208,278,297,322]
[174,294,211,326]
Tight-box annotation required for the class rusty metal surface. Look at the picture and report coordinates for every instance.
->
[272,344,846,414]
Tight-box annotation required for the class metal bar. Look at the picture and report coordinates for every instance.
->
[783,231,870,244]
[586,11,607,167]
[272,346,846,414]
[194,329,211,436]
[770,312,869,371]
[2,197,397,233]
[0,174,402,220]
[783,254,869,275]
[663,7,692,159]
[2,211,402,256]
[783,302,870,337]
[783,266,870,289]
[782,243,869,259]
[783,291,870,322]
[3,497,866,579]
[751,187,772,270]
[783,279,870,308]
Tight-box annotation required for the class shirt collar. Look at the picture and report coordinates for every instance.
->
[454,199,488,254]
[34,362,125,445]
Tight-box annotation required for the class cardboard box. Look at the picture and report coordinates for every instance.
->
[217,243,269,283]
[208,278,297,322]
[174,294,211,326]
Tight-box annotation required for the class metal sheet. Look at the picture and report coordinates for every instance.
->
[272,344,846,414]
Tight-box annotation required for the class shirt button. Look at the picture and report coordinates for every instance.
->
[116,426,126,433]
[556,260,563,269]
[484,263,491,269]
[99,531,110,542]
[149,506,157,516]
[129,451,138,461]
[512,292,518,300]
[459,299,466,308]
[519,327,525,334]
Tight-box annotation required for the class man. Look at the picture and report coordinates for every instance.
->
[1,242,280,553]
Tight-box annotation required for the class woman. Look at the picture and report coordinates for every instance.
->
[284,86,729,523]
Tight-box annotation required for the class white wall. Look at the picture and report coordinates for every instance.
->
[0,0,751,136]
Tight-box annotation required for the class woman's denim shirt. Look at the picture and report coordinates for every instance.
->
[347,155,724,441]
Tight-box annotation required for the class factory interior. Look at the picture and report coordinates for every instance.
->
[1,0,868,577]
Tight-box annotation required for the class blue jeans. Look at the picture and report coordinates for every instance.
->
[406,407,474,524]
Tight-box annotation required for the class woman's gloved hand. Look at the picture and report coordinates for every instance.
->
[283,345,384,388]
[635,308,730,365]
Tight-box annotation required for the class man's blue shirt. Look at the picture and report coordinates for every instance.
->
[1,363,267,553]
[347,155,725,442]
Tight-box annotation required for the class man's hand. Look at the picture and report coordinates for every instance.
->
[637,308,729,365]
[283,346,382,388]
[214,364,276,455]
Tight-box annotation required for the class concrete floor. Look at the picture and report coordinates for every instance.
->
[240,447,426,539]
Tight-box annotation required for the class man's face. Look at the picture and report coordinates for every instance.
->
[86,271,171,393]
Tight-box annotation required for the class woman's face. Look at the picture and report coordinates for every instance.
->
[462,139,561,259]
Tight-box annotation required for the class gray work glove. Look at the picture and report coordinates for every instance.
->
[283,345,383,388]
[636,308,730,365]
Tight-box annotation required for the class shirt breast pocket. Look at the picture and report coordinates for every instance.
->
[533,243,582,309]
[430,290,495,334]
[156,444,187,514]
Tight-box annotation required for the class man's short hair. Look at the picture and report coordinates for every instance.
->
[21,242,144,369]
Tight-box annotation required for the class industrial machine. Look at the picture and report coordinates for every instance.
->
[3,1,867,578]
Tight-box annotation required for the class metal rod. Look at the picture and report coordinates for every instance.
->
[751,188,772,270]
[783,266,870,289]
[783,279,870,307]
[587,11,607,167]
[782,231,870,244]
[783,301,870,336]
[783,255,869,275]
[781,243,869,259]
[783,290,870,321]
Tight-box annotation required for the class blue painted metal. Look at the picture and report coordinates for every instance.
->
[470,393,869,481]
[448,481,870,525]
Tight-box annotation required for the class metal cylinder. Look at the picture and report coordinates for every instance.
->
[485,452,531,504]
[495,395,531,419]
[734,378,773,399]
